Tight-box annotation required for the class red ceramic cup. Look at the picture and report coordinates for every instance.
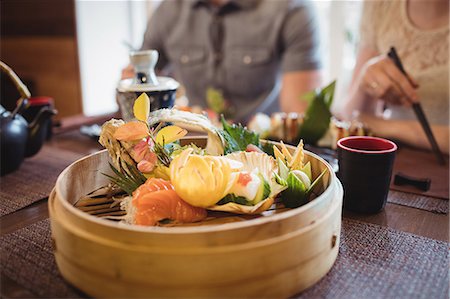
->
[337,136,397,214]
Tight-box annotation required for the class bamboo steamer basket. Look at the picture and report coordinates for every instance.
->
[49,139,343,298]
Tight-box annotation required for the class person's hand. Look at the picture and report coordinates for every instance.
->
[121,64,134,80]
[358,55,419,106]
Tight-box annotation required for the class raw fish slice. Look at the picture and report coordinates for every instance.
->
[130,178,207,226]
[134,191,207,226]
[133,178,172,206]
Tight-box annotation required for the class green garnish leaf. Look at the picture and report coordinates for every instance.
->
[219,115,261,154]
[262,179,271,201]
[158,218,173,225]
[281,167,328,209]
[298,80,336,145]
[306,168,327,196]
[281,172,308,208]
[102,163,146,195]
[153,138,172,167]
[301,161,312,181]
[217,194,252,206]
[261,141,275,157]
[275,172,288,186]
[277,157,290,180]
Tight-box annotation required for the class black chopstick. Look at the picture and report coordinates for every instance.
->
[387,47,446,165]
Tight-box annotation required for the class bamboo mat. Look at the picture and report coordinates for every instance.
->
[0,145,84,216]
[1,218,447,299]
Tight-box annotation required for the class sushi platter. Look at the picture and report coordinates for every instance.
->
[49,94,343,298]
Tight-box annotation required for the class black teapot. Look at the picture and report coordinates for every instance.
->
[0,61,57,176]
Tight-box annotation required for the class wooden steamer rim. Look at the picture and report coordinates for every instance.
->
[54,148,338,236]
[50,183,342,254]
[48,185,342,297]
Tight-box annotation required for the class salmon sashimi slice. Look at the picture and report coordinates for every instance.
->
[132,178,207,226]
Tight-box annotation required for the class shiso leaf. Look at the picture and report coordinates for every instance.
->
[261,141,275,157]
[219,115,261,154]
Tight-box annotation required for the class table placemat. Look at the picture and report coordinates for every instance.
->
[0,145,84,217]
[0,219,85,298]
[387,190,448,214]
[296,219,448,299]
[389,147,449,200]
[1,218,448,299]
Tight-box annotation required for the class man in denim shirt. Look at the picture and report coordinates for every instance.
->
[123,0,322,123]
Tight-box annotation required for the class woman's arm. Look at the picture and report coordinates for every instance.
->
[336,46,378,119]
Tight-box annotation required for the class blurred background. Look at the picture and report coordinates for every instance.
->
[0,0,362,121]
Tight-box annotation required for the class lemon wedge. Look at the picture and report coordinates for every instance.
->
[133,93,150,122]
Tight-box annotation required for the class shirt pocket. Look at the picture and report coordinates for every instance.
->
[167,47,208,101]
[168,47,206,66]
[226,47,277,97]
[229,47,272,67]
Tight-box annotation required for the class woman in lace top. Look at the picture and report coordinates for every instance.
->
[338,0,449,153]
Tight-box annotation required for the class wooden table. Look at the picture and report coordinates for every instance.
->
[1,129,448,298]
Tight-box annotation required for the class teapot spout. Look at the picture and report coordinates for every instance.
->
[25,107,57,157]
